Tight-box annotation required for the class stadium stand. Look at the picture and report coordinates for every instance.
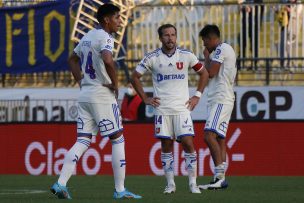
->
[0,0,303,87]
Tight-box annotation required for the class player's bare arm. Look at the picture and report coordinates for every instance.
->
[68,52,83,88]
[186,67,209,111]
[203,48,221,78]
[203,48,211,69]
[207,61,221,78]
[131,71,160,107]
[101,50,119,98]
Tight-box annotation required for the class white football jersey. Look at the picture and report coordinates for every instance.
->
[136,47,203,115]
[74,28,116,103]
[207,43,237,105]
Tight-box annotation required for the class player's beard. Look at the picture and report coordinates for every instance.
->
[165,42,176,51]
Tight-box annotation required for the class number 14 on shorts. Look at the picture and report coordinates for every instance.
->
[155,115,162,124]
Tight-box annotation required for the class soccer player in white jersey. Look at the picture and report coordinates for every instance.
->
[197,24,237,190]
[50,4,141,200]
[132,24,209,194]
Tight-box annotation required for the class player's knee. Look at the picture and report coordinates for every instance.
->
[109,131,123,140]
[161,138,173,153]
[182,143,194,153]
[162,145,173,153]
[181,137,195,153]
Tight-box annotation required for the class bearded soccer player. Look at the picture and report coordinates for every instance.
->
[132,24,209,194]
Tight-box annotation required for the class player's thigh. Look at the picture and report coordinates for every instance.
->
[154,115,174,140]
[174,113,195,142]
[91,102,123,137]
[77,102,99,136]
[204,103,233,138]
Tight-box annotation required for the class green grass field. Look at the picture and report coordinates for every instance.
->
[0,175,304,203]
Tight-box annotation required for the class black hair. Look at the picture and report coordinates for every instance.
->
[157,24,177,38]
[96,3,120,24]
[199,24,220,39]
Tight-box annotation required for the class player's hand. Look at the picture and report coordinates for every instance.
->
[245,5,251,13]
[103,83,118,99]
[203,48,210,59]
[185,96,200,111]
[144,97,160,108]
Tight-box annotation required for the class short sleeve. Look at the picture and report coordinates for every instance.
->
[100,35,114,54]
[135,55,152,75]
[211,46,224,64]
[73,42,81,57]
[188,53,203,72]
[188,52,200,68]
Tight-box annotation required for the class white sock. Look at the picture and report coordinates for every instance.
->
[214,163,225,180]
[184,152,197,186]
[161,152,175,186]
[222,161,227,171]
[111,135,126,192]
[58,137,91,186]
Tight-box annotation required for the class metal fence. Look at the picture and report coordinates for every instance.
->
[0,1,303,87]
[128,2,304,60]
[125,57,304,86]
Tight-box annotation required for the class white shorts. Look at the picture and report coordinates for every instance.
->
[204,103,233,138]
[77,102,123,137]
[154,113,194,141]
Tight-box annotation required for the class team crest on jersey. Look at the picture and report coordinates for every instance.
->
[156,127,160,134]
[176,62,184,70]
[107,39,111,44]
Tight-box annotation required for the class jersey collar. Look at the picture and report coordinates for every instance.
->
[161,47,177,58]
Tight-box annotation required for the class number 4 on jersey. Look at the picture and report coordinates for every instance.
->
[81,51,96,79]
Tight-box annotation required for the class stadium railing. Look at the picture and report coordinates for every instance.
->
[1,57,303,88]
[0,1,303,87]
[124,57,304,86]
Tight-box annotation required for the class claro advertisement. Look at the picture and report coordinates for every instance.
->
[0,122,303,176]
